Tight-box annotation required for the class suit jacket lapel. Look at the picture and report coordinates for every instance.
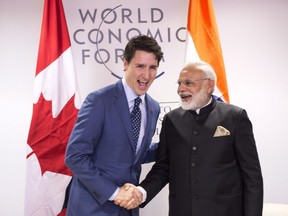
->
[113,80,135,151]
[135,95,155,162]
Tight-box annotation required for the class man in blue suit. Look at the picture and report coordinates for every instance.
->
[65,35,163,216]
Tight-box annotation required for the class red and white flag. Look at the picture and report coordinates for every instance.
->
[184,0,230,103]
[25,0,80,215]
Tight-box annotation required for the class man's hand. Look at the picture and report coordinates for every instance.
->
[114,183,143,209]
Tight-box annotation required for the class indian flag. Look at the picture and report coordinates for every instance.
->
[184,0,230,103]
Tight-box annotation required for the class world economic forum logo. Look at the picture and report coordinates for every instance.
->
[95,5,165,79]
[72,4,186,79]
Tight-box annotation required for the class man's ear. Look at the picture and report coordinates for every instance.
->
[207,79,215,93]
[123,58,128,71]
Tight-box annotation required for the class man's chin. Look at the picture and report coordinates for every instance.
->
[181,100,202,111]
[181,101,193,110]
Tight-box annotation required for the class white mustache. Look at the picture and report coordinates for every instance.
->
[178,92,192,97]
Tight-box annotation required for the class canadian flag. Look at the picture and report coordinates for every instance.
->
[25,0,80,215]
[184,0,230,103]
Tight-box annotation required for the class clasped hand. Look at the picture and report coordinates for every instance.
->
[114,183,143,209]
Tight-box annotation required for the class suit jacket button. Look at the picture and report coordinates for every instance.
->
[191,179,198,184]
[191,196,198,201]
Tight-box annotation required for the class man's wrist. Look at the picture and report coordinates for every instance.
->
[137,186,147,203]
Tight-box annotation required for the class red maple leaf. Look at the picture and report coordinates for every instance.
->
[27,93,78,176]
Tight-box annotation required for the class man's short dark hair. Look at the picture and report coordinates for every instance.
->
[123,35,163,65]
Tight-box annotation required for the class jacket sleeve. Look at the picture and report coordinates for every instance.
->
[65,93,118,204]
[234,109,263,216]
[140,115,170,207]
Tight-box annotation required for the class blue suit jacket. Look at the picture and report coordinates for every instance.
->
[65,80,160,216]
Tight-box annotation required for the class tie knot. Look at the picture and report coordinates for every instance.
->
[134,97,141,107]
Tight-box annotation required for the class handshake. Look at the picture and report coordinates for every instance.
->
[114,183,143,209]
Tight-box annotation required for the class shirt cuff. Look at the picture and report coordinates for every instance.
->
[137,186,147,203]
[109,187,120,201]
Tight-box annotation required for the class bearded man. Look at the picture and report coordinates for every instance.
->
[136,61,263,216]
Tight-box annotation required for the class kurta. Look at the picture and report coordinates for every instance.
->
[140,98,263,216]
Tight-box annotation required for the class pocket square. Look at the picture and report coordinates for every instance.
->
[213,126,230,137]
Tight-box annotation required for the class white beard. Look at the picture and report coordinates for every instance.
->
[180,87,210,111]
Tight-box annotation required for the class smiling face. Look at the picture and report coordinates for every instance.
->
[123,50,159,96]
[177,68,214,110]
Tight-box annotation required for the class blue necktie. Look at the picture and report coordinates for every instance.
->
[131,97,142,150]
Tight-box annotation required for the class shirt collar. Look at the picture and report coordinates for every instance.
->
[122,78,145,103]
[195,97,212,114]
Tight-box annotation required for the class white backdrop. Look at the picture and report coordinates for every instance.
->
[1,0,288,215]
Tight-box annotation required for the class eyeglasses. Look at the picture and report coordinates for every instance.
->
[177,78,211,87]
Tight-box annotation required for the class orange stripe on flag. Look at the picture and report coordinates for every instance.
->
[185,0,230,103]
